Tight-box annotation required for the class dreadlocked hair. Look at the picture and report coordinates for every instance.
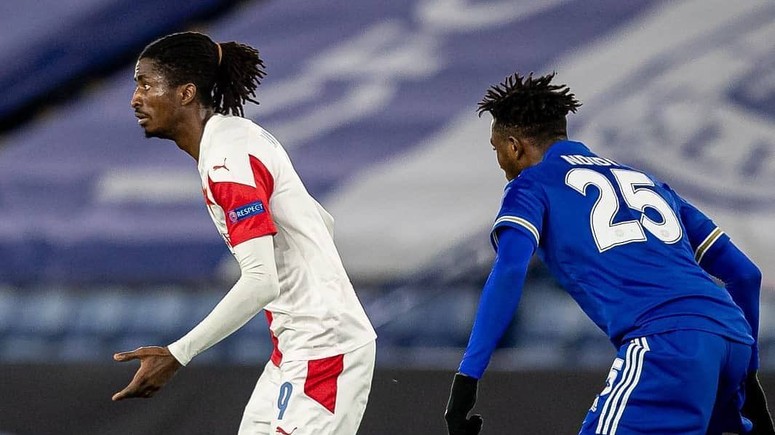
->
[139,31,267,117]
[478,72,581,142]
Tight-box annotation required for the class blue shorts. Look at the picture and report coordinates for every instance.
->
[579,330,753,435]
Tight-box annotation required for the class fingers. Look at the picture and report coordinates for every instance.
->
[113,346,168,362]
[467,415,483,434]
[112,348,176,402]
[112,378,140,401]
[112,387,132,401]
[112,378,160,401]
[113,348,142,362]
[113,357,149,401]
[446,415,483,435]
[112,387,158,401]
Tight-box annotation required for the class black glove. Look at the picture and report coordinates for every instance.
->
[445,373,483,435]
[743,371,775,435]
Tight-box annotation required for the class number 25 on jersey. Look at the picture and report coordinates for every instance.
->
[565,168,682,252]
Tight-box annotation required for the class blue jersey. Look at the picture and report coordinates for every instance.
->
[492,140,753,347]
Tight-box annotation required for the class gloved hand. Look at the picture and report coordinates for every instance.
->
[445,373,483,435]
[742,371,775,435]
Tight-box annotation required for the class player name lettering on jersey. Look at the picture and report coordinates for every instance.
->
[561,154,620,167]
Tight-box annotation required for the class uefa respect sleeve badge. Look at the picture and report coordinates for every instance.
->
[228,200,266,223]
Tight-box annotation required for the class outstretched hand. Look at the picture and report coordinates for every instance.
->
[112,346,182,401]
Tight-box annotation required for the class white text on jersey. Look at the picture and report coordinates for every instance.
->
[561,155,620,167]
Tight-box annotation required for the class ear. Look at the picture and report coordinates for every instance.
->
[179,83,198,106]
[508,136,523,159]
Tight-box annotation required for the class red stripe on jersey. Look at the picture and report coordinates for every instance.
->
[265,310,283,367]
[304,354,344,414]
[209,155,277,247]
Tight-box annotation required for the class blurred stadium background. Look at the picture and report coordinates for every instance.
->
[0,0,773,433]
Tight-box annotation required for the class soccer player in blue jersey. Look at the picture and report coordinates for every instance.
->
[444,72,774,435]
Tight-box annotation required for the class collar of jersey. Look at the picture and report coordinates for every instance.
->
[198,113,227,172]
[542,140,591,161]
[507,140,591,186]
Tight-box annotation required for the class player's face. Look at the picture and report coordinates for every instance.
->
[490,120,522,180]
[131,59,180,139]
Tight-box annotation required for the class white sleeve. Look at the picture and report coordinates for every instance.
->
[314,198,335,237]
[167,235,279,366]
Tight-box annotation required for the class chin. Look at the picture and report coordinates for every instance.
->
[143,127,170,140]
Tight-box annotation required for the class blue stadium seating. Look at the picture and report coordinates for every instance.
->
[0,0,773,369]
[0,0,242,121]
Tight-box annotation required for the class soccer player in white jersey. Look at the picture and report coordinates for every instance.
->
[112,32,377,435]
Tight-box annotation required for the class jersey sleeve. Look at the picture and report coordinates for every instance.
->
[168,235,280,365]
[666,186,729,265]
[490,177,546,251]
[209,154,278,247]
[459,227,535,379]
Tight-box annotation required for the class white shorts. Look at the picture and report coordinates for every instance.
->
[237,341,376,435]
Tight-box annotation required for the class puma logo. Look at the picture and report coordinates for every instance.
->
[212,158,229,171]
[275,427,297,435]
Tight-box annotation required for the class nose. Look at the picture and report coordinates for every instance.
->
[130,88,141,109]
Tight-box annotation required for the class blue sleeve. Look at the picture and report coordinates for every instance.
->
[701,238,762,372]
[666,186,762,371]
[458,227,536,379]
[667,186,730,263]
[490,177,545,250]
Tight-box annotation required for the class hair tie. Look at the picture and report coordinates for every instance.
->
[216,42,223,66]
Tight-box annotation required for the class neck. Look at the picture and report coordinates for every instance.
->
[173,107,215,161]
[524,147,545,168]
[536,135,567,149]
[532,136,568,161]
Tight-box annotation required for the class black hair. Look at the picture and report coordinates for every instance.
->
[478,72,581,142]
[139,31,266,117]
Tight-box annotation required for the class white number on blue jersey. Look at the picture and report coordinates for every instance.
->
[565,168,682,252]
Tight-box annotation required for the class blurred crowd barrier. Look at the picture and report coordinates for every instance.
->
[2,269,774,370]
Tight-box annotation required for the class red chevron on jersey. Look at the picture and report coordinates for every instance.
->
[209,155,277,247]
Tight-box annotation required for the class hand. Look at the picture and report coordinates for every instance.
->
[112,346,182,401]
[445,373,483,435]
[742,371,775,435]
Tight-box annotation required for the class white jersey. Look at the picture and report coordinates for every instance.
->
[198,114,376,364]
